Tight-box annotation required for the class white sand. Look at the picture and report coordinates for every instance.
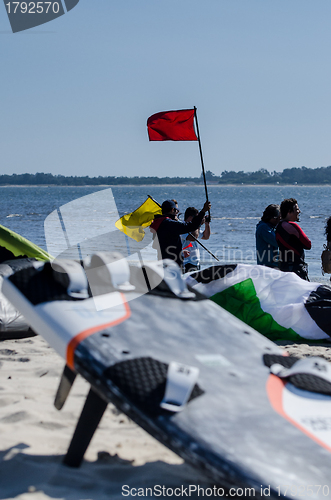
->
[1,335,330,500]
[276,340,331,361]
[0,336,212,500]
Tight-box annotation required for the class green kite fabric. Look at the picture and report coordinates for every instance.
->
[210,278,301,342]
[185,264,330,341]
[0,225,52,261]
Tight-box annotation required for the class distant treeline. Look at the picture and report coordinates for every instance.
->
[1,166,331,185]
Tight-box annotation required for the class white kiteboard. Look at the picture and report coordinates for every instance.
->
[3,254,331,499]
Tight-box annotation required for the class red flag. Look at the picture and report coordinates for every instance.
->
[147,109,198,141]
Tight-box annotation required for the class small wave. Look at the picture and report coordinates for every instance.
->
[309,216,322,219]
[6,214,22,218]
[219,216,259,220]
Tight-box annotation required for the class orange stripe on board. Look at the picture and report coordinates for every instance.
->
[266,374,286,415]
[266,374,331,454]
[66,294,131,371]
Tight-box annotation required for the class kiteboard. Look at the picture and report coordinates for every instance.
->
[3,254,331,498]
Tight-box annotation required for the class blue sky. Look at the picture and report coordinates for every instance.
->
[1,0,331,178]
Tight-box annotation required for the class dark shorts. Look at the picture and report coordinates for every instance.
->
[183,263,200,274]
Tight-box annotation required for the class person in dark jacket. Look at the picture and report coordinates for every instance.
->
[255,204,280,268]
[325,216,331,248]
[181,207,211,273]
[322,216,331,277]
[150,199,211,268]
[276,198,311,280]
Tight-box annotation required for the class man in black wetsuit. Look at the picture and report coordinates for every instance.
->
[150,199,211,268]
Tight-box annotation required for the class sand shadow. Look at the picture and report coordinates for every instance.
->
[0,445,220,500]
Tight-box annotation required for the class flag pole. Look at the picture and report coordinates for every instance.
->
[148,194,161,207]
[194,106,209,204]
[188,233,220,262]
[148,195,219,262]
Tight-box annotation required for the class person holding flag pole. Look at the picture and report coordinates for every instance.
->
[150,198,211,267]
[115,107,218,265]
[147,107,215,265]
[181,206,211,273]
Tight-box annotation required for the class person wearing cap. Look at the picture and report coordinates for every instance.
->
[255,204,280,268]
[150,199,211,268]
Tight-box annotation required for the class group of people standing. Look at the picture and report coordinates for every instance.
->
[150,199,211,273]
[255,198,311,280]
[150,196,314,282]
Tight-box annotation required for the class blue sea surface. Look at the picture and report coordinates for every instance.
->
[0,185,329,281]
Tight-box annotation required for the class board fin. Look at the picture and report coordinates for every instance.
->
[63,387,108,467]
[54,364,77,410]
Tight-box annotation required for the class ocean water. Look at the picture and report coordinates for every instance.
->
[0,184,330,282]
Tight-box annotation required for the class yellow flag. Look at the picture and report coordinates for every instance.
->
[115,197,162,242]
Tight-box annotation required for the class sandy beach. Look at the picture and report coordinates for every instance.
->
[1,333,331,500]
[0,335,215,500]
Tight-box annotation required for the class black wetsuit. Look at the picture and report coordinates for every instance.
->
[150,211,205,267]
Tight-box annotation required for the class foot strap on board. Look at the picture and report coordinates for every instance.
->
[86,252,135,292]
[160,362,200,412]
[52,260,89,298]
[264,354,331,395]
[104,356,204,416]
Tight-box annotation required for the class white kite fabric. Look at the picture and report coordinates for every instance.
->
[185,264,330,341]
